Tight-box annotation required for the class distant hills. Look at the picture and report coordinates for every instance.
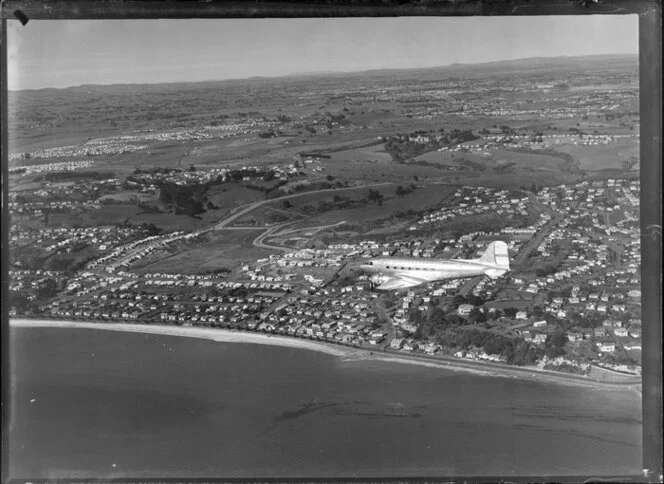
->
[288,54,638,80]
[12,54,638,93]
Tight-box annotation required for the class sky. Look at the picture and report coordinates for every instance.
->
[7,15,638,90]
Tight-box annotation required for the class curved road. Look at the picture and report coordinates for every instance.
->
[210,182,393,231]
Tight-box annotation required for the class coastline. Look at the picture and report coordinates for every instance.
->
[9,318,642,391]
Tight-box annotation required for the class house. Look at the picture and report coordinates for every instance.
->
[596,342,616,353]
[458,304,474,316]
[402,340,418,351]
[533,334,547,344]
[390,338,404,349]
[567,332,583,342]
[533,320,547,328]
[369,334,385,345]
[423,342,440,355]
[515,310,528,320]
[614,327,629,337]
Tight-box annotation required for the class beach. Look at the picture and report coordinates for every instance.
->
[9,318,641,389]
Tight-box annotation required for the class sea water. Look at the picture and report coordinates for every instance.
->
[8,326,642,478]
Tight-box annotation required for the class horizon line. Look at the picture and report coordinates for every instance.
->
[9,52,638,93]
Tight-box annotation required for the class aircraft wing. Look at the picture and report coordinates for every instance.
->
[375,275,428,291]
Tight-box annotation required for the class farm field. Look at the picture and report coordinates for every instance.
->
[322,159,449,182]
[413,149,489,168]
[490,149,571,172]
[554,140,639,171]
[206,183,267,210]
[327,144,393,163]
[295,185,456,226]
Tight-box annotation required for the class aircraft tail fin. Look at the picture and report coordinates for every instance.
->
[476,241,510,272]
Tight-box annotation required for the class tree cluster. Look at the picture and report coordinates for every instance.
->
[158,181,210,217]
[439,327,541,366]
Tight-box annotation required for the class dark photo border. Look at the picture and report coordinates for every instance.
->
[1,1,661,482]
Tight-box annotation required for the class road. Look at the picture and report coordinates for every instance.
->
[459,276,485,297]
[461,197,564,296]
[512,201,565,269]
[252,223,295,252]
[210,182,393,231]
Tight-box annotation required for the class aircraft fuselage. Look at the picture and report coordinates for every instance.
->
[360,257,495,282]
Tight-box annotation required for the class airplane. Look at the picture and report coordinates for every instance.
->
[359,241,510,291]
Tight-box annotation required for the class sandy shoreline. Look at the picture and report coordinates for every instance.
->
[10,318,641,390]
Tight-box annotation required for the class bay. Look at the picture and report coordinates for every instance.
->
[8,326,642,478]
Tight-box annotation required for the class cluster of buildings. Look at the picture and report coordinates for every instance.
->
[253,291,383,345]
[88,230,203,273]
[8,200,102,217]
[8,178,121,217]
[435,132,635,159]
[10,225,148,255]
[127,163,300,190]
[8,269,67,294]
[9,140,147,161]
[9,159,95,175]
[432,87,636,121]
[9,119,280,163]
[417,186,530,226]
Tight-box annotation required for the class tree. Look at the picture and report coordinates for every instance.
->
[37,278,60,298]
[452,294,467,308]
[263,170,275,182]
[367,189,383,203]
[395,185,406,197]
[445,313,464,327]
[532,306,544,319]
[544,328,567,358]
[428,307,446,326]
[282,200,293,209]
[504,307,518,318]
[468,307,486,323]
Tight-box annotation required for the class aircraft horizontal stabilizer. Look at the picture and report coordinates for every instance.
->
[483,268,508,279]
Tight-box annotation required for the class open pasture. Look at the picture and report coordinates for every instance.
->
[322,159,447,183]
[79,204,142,227]
[291,184,455,227]
[327,143,393,163]
[128,212,212,233]
[413,149,489,167]
[185,136,290,167]
[490,149,569,172]
[454,171,580,189]
[98,191,156,204]
[133,229,273,274]
[231,205,304,227]
[206,183,266,211]
[553,140,639,171]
